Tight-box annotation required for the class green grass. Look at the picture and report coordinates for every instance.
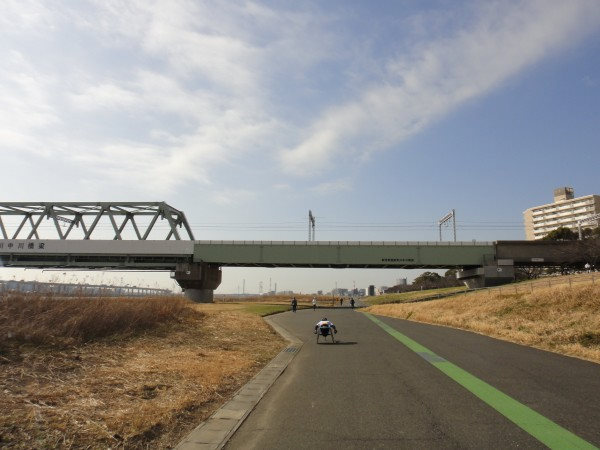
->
[363,286,467,306]
[241,304,293,316]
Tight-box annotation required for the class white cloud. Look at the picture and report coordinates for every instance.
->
[310,179,352,195]
[211,188,257,206]
[0,1,307,194]
[281,0,600,174]
[1,0,599,200]
[69,83,138,111]
[0,51,61,157]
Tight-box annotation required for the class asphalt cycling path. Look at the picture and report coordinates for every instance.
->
[225,308,600,449]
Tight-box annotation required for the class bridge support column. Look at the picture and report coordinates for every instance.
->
[457,260,515,288]
[172,263,222,303]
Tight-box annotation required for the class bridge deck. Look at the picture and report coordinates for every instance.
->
[0,239,494,270]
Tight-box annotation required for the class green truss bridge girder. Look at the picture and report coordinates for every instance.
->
[193,240,494,269]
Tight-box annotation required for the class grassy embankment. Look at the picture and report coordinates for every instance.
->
[363,286,467,306]
[200,301,292,316]
[364,274,600,363]
[217,293,341,309]
[0,294,285,448]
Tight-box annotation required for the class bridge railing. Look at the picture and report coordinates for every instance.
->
[196,240,494,246]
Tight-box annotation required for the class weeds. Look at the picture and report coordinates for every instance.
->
[0,293,195,347]
[0,294,284,448]
[577,332,600,348]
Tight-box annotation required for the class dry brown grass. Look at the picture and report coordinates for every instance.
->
[0,294,284,448]
[0,295,191,345]
[365,278,600,364]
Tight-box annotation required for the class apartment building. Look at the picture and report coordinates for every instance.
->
[523,187,600,240]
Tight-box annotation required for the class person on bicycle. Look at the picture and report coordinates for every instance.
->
[314,317,337,334]
[312,297,317,310]
[291,297,298,312]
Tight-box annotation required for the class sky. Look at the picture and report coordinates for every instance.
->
[1,0,600,294]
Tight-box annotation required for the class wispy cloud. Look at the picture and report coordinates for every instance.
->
[1,0,599,199]
[0,1,314,194]
[281,0,600,174]
[310,179,352,195]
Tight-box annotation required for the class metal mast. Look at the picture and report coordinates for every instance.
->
[438,209,456,242]
[577,212,600,240]
[308,210,315,241]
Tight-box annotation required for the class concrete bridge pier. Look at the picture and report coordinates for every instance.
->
[457,260,515,288]
[172,262,222,303]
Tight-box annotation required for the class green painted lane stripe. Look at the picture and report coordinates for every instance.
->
[363,313,598,450]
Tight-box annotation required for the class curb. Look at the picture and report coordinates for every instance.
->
[175,315,302,450]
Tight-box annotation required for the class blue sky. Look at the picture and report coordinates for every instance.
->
[2,0,600,294]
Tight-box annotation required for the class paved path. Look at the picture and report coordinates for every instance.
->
[225,308,600,449]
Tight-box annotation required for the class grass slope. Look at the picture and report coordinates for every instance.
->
[363,286,467,305]
[0,295,285,448]
[365,276,600,363]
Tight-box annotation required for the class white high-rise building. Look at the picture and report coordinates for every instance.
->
[523,187,600,240]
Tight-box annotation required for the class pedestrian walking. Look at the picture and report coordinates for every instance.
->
[350,298,355,309]
[340,298,343,307]
[291,297,298,313]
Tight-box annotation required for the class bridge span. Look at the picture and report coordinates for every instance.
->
[0,202,593,301]
[0,238,591,301]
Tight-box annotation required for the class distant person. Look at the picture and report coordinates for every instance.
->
[312,297,317,310]
[340,298,343,306]
[291,297,298,313]
[350,298,355,309]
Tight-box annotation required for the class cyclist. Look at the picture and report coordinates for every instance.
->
[314,317,337,334]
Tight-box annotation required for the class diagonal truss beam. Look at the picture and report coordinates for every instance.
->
[0,215,7,239]
[0,202,195,240]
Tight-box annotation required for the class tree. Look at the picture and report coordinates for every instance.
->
[515,266,543,280]
[581,227,600,240]
[413,271,441,285]
[542,226,578,241]
[443,269,463,286]
[412,272,444,289]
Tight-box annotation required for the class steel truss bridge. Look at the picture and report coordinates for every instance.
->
[0,202,194,241]
[0,202,594,302]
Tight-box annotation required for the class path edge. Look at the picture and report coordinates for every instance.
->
[175,315,302,450]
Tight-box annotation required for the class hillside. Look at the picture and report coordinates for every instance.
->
[365,274,600,363]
